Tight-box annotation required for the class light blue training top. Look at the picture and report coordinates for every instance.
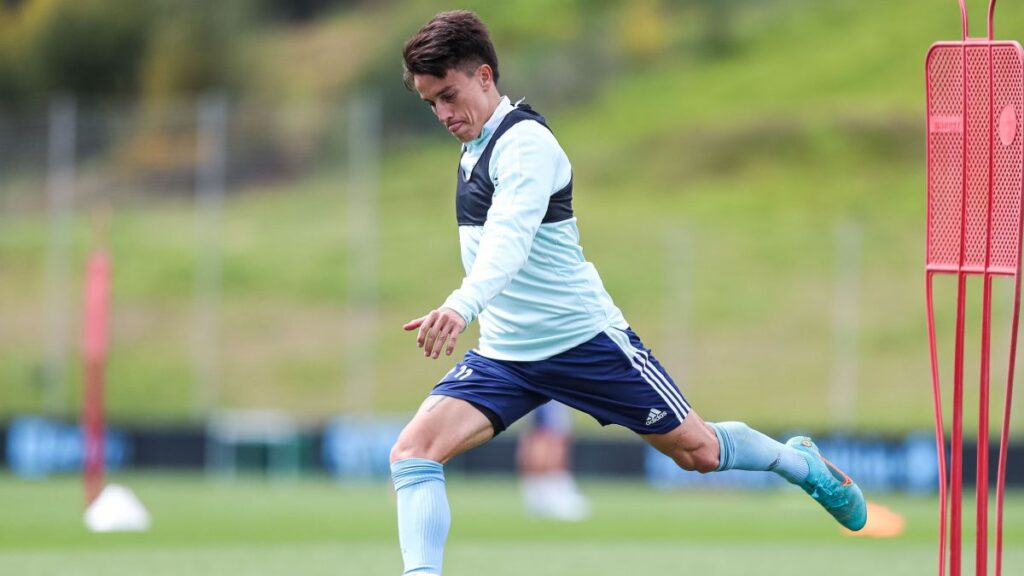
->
[441,96,628,361]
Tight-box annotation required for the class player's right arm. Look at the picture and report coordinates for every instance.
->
[440,121,562,325]
[403,121,563,360]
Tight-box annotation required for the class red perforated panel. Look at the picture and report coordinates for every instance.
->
[927,46,965,270]
[991,45,1024,273]
[965,46,991,270]
[926,42,1024,275]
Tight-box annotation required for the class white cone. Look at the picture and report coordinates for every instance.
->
[84,484,151,533]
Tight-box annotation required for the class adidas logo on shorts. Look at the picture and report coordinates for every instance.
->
[646,408,668,426]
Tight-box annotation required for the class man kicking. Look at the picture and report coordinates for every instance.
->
[391,10,867,575]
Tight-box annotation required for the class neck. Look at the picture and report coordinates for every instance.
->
[469,92,503,140]
[486,91,503,114]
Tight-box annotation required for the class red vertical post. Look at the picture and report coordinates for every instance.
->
[83,249,110,505]
[926,274,949,576]
[929,3,1021,575]
[951,275,967,576]
[977,276,992,576]
[996,274,1021,576]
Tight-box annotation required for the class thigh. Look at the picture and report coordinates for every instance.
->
[392,395,495,464]
[431,351,549,434]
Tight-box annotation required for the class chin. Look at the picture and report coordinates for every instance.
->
[453,123,476,141]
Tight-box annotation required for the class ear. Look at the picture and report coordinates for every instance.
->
[478,64,494,90]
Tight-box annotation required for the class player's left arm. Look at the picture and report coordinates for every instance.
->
[405,121,561,358]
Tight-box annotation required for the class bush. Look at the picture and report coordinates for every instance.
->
[140,0,250,102]
[0,0,252,103]
[14,0,153,98]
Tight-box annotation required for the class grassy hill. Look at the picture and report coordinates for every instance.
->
[3,0,1024,434]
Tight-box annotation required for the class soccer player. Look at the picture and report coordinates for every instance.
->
[390,11,867,575]
[517,401,590,521]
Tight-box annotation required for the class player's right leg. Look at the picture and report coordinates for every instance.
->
[391,395,496,464]
[389,395,493,576]
[390,353,547,575]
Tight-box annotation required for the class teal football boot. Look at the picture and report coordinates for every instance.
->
[786,436,867,531]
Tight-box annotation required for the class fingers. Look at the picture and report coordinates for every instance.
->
[430,321,462,359]
[423,313,450,358]
[445,331,459,356]
[411,308,465,359]
[433,312,464,358]
[431,328,450,359]
[416,310,438,348]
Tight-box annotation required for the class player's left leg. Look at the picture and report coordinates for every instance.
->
[528,326,865,531]
[641,414,809,481]
[643,411,867,531]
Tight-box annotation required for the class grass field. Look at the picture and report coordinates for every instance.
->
[2,473,1023,575]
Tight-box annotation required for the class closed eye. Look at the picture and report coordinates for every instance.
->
[422,89,455,110]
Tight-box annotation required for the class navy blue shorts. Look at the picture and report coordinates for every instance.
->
[432,327,691,435]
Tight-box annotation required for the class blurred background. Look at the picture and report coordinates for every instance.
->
[2,0,1024,574]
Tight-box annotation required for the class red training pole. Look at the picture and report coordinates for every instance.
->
[951,273,967,576]
[83,249,111,506]
[996,271,1021,576]
[926,273,950,576]
[977,275,993,575]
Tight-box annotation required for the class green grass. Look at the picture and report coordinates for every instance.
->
[1,473,1023,575]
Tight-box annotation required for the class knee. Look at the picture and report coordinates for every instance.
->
[673,444,720,474]
[690,449,720,474]
[391,428,457,465]
[390,436,435,464]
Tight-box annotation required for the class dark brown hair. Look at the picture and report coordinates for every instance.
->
[402,10,499,90]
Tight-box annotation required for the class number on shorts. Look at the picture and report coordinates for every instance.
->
[452,365,474,381]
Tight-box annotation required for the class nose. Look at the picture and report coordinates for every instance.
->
[435,101,453,124]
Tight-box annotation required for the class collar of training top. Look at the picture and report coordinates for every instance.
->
[462,96,517,152]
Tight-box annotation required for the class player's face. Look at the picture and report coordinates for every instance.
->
[414,65,496,143]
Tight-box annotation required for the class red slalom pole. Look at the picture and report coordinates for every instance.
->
[927,2,1022,574]
[926,273,949,576]
[82,247,111,506]
[996,271,1021,576]
[950,275,967,576]
[977,275,993,576]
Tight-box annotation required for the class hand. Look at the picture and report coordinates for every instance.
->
[403,307,466,359]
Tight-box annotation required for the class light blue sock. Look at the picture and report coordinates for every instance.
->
[709,421,809,484]
[391,458,449,575]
